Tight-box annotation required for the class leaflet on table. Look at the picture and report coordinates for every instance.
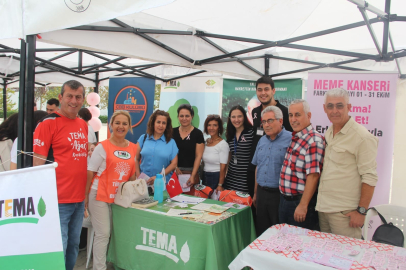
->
[222,202,247,209]
[191,203,230,213]
[194,211,236,225]
[171,194,206,204]
[178,174,191,192]
[164,202,188,208]
[166,209,204,218]
[299,249,353,270]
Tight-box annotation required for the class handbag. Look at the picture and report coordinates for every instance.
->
[370,207,404,247]
[114,179,149,208]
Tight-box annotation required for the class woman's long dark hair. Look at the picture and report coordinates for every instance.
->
[0,113,18,141]
[225,105,252,142]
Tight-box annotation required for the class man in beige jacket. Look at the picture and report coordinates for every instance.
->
[316,88,378,239]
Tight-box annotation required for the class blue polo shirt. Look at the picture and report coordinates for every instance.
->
[251,128,292,188]
[138,134,179,183]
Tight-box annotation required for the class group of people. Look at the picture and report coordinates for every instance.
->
[0,75,379,270]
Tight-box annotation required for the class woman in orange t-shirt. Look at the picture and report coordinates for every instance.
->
[85,110,140,270]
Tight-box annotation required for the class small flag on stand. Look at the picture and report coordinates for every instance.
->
[166,172,183,198]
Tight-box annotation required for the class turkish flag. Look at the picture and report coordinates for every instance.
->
[166,173,183,198]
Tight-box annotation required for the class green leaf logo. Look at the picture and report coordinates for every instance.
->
[205,80,216,86]
[38,197,46,217]
[177,81,180,87]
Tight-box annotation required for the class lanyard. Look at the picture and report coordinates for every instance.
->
[233,135,239,156]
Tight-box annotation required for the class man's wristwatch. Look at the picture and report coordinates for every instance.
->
[356,206,367,215]
[218,183,223,187]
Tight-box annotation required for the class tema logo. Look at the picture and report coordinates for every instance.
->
[136,227,190,264]
[0,196,46,226]
[114,86,147,128]
[205,80,216,86]
[65,0,91,12]
[164,80,180,89]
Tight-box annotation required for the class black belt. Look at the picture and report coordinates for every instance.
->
[282,194,302,201]
[259,185,279,192]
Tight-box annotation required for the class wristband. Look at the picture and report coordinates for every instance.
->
[218,183,223,187]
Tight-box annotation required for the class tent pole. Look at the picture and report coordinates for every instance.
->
[23,34,36,168]
[2,80,7,120]
[94,71,99,142]
[358,7,382,57]
[265,56,270,76]
[78,50,83,74]
[382,0,391,55]
[17,39,26,169]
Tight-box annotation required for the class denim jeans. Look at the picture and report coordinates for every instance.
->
[59,201,85,270]
[279,195,319,230]
[202,171,220,191]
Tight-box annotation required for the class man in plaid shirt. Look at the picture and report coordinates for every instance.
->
[279,99,325,230]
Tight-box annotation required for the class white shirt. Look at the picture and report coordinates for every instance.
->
[11,138,18,164]
[88,125,97,143]
[202,140,229,172]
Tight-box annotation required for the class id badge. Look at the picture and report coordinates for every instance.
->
[234,156,237,164]
[257,128,264,136]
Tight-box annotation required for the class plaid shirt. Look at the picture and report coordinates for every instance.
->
[279,125,325,196]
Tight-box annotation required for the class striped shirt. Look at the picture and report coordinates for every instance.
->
[224,128,255,193]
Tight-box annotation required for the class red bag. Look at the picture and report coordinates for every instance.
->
[219,190,253,206]
[184,184,213,198]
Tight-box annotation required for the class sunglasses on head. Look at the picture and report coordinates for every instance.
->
[207,114,220,119]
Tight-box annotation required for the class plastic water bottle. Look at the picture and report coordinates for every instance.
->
[154,174,164,203]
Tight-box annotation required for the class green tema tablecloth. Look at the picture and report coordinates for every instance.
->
[107,198,255,270]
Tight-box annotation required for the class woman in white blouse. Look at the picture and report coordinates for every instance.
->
[201,115,229,191]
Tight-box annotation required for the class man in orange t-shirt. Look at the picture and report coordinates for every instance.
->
[33,80,88,270]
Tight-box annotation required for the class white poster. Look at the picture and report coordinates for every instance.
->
[159,76,223,133]
[307,72,397,206]
[0,164,64,269]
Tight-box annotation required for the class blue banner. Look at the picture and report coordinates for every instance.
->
[108,77,155,143]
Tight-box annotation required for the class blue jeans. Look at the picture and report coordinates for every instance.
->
[59,201,85,270]
[202,171,220,191]
[279,195,319,230]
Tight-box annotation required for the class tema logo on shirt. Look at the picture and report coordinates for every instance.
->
[114,86,148,128]
[0,196,46,226]
[113,150,131,160]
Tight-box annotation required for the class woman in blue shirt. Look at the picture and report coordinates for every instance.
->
[136,110,178,184]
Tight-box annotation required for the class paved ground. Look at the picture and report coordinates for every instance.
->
[73,249,115,270]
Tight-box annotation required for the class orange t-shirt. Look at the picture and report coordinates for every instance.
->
[33,112,88,203]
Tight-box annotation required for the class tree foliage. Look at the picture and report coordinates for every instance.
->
[0,88,17,112]
[154,84,161,110]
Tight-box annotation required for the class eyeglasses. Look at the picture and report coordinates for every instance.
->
[261,118,278,125]
[207,114,220,119]
[326,103,346,110]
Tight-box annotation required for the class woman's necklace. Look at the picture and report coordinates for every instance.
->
[208,136,221,145]
[180,126,192,134]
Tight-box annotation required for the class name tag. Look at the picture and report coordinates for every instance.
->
[256,128,264,136]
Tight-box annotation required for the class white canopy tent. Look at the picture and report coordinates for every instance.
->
[1,0,406,209]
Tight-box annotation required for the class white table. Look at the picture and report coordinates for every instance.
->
[229,224,397,270]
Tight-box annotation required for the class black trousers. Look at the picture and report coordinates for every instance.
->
[256,185,280,237]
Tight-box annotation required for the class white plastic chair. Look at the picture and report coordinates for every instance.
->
[362,204,406,247]
[82,216,95,269]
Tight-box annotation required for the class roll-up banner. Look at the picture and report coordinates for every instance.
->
[0,164,65,269]
[159,76,223,132]
[108,77,155,142]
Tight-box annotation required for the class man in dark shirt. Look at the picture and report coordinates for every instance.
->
[248,76,292,235]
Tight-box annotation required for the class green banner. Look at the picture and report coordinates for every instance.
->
[0,251,65,270]
[222,78,303,125]
[107,199,255,270]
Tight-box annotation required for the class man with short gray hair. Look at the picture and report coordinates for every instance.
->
[279,99,325,230]
[252,106,291,236]
[316,88,378,239]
